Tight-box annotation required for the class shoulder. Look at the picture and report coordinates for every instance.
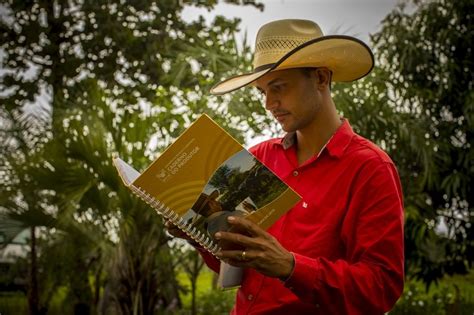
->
[342,133,402,191]
[346,134,402,194]
[347,134,395,166]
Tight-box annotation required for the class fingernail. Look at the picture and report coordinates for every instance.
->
[215,232,221,239]
[227,216,235,222]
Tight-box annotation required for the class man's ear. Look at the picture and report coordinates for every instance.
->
[313,68,332,89]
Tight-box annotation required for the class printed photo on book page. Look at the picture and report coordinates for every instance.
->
[182,148,289,242]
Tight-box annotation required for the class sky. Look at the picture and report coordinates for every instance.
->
[182,0,401,47]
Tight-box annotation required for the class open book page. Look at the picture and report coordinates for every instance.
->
[218,262,243,289]
[113,157,140,186]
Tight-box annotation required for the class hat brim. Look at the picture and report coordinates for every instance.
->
[210,35,374,95]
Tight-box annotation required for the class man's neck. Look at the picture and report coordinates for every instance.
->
[295,100,341,165]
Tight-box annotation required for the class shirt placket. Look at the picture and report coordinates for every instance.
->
[241,271,266,314]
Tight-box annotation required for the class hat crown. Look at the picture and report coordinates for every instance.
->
[253,19,323,69]
[209,19,374,95]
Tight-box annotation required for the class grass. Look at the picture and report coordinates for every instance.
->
[177,269,474,315]
[176,268,216,306]
[0,292,28,315]
[176,268,237,312]
[1,269,473,314]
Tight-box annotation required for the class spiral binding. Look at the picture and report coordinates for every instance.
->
[130,185,221,256]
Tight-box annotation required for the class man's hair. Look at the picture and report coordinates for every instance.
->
[300,67,333,89]
[300,67,315,78]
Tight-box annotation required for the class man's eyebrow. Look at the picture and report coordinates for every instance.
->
[257,78,285,92]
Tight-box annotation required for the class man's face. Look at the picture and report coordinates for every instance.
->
[255,68,323,133]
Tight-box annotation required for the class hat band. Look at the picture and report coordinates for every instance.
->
[255,37,313,54]
[253,63,276,73]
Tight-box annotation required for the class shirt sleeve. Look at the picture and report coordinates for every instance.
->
[283,160,404,313]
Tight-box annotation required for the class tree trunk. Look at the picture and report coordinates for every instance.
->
[191,274,197,315]
[93,264,102,314]
[28,225,39,315]
[189,254,197,315]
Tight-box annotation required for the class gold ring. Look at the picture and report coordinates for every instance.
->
[241,250,247,261]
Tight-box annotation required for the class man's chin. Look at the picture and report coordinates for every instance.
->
[280,123,296,133]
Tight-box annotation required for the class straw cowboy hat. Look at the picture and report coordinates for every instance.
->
[210,19,374,95]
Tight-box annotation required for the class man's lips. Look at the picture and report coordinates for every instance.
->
[273,112,290,121]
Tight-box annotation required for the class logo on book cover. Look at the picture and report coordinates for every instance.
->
[157,169,168,181]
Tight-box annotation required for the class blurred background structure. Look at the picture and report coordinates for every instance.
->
[0,0,472,314]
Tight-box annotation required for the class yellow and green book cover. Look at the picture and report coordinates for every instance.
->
[113,114,301,256]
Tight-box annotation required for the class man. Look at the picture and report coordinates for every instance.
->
[168,19,404,314]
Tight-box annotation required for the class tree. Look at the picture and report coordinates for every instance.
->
[375,0,473,286]
[0,99,57,315]
[0,0,267,133]
[1,1,268,313]
[333,0,473,288]
[172,245,206,315]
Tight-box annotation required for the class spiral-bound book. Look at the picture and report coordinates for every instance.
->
[113,114,301,288]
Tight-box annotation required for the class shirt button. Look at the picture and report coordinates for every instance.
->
[293,170,299,176]
[247,294,254,301]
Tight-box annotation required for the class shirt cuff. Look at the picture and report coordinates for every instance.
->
[283,252,321,300]
[279,252,296,282]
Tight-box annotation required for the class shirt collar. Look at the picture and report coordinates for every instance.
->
[325,119,355,158]
[276,118,355,159]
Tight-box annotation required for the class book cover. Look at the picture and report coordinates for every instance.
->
[113,114,301,287]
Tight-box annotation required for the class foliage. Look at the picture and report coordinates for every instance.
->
[0,1,268,314]
[175,268,236,315]
[0,0,268,139]
[218,162,287,210]
[0,293,28,315]
[389,275,474,315]
[1,0,473,313]
[172,243,206,315]
[190,288,236,315]
[371,0,473,286]
[333,0,473,288]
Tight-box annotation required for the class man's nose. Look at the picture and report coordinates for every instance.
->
[264,92,279,111]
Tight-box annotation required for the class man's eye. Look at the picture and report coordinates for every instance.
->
[270,84,285,93]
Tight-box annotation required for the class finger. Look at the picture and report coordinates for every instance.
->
[215,230,258,248]
[217,250,256,268]
[165,220,182,232]
[164,220,176,229]
[227,215,266,237]
[218,249,255,261]
[164,220,188,238]
[166,228,183,238]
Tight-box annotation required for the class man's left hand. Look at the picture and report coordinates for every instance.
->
[215,216,294,280]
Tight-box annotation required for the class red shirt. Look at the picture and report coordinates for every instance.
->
[198,119,404,314]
